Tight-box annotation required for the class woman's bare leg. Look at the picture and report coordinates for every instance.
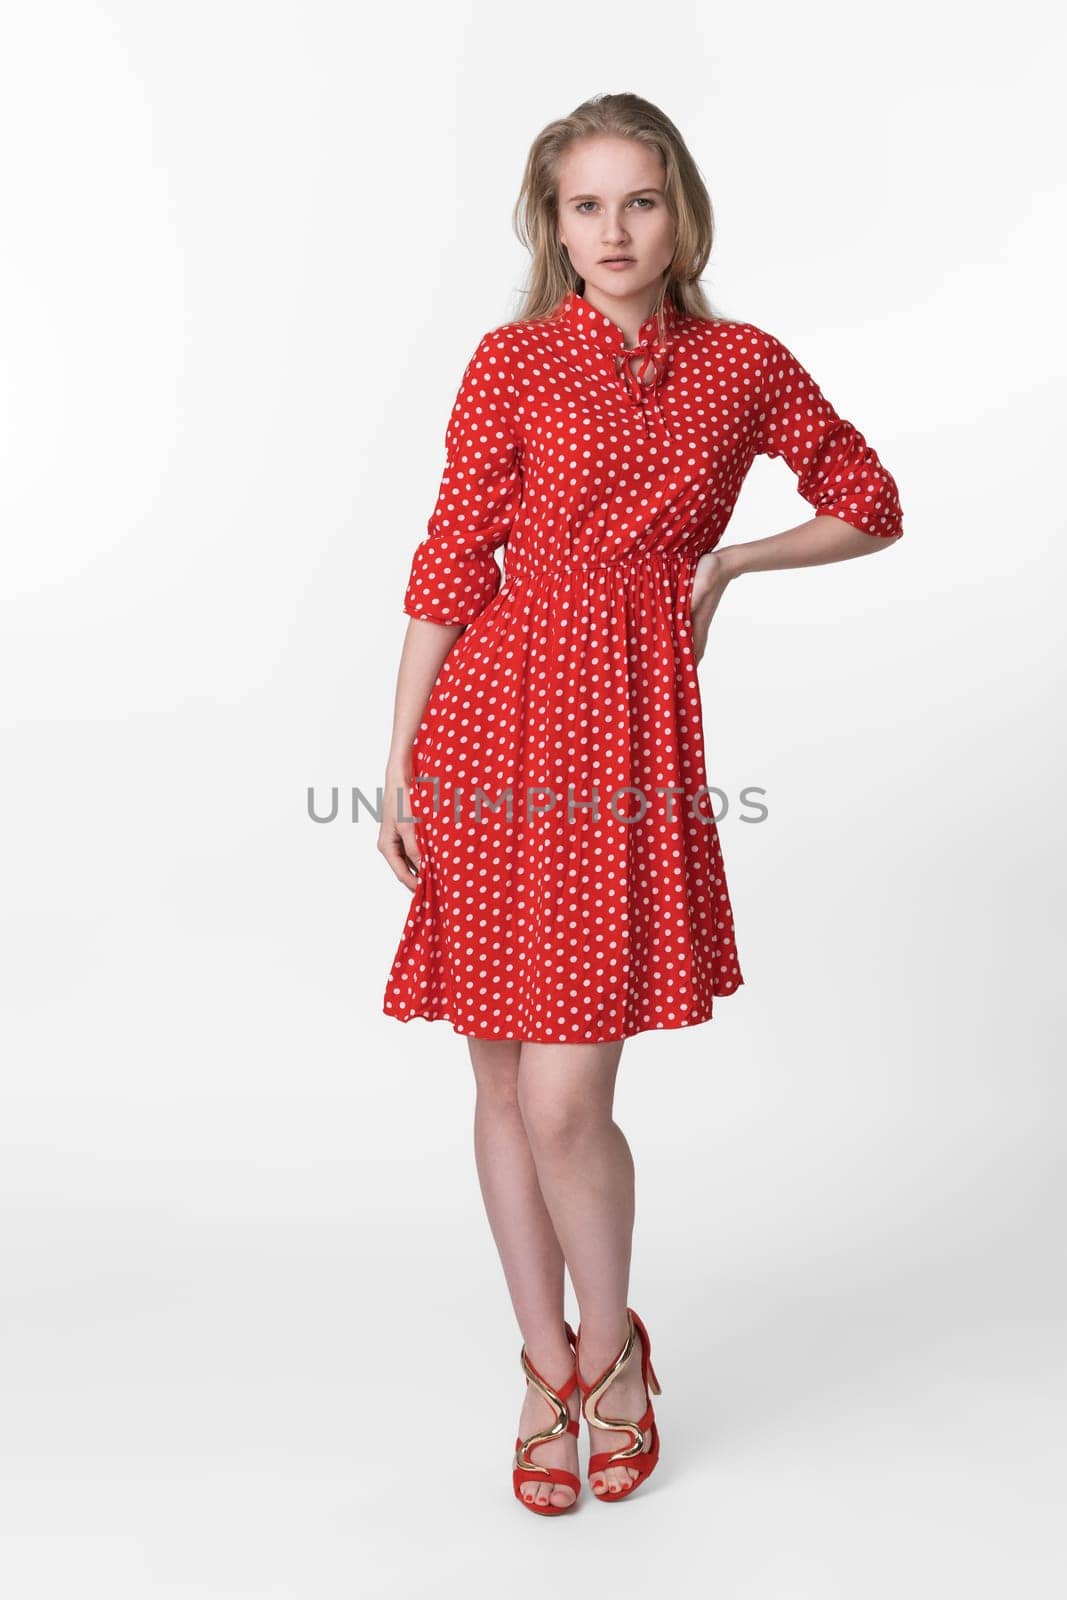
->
[467,1037,580,1509]
[517,1040,653,1497]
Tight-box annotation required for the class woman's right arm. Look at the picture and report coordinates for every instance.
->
[379,329,523,889]
[378,617,463,889]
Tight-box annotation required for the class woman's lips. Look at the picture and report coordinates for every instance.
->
[601,258,635,270]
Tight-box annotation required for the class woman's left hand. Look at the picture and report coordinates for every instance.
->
[689,551,733,665]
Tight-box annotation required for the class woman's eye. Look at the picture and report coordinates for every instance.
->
[574,198,654,213]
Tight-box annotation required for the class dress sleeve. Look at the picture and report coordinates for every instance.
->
[754,331,903,539]
[403,331,523,625]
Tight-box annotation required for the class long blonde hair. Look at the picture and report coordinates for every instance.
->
[512,92,730,335]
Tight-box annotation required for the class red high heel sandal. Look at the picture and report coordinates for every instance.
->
[575,1306,662,1502]
[512,1321,582,1516]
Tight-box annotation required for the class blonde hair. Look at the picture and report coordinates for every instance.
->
[512,92,730,335]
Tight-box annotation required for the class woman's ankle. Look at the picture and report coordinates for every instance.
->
[577,1311,632,1365]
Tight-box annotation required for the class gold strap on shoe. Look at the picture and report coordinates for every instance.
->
[581,1309,647,1464]
[513,1344,574,1475]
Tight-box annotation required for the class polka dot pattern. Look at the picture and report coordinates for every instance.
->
[384,291,903,1042]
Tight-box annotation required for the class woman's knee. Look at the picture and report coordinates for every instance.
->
[521,1098,598,1155]
[516,1042,621,1147]
[517,1072,613,1153]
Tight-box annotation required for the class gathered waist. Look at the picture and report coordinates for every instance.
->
[502,545,695,590]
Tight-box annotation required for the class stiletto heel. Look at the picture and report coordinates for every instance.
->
[574,1306,662,1502]
[512,1320,582,1515]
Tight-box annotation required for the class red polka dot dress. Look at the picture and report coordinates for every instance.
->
[383,290,903,1043]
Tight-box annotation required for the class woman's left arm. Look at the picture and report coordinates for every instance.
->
[689,328,904,662]
[690,517,900,662]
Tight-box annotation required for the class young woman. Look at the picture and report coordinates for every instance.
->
[378,93,903,1514]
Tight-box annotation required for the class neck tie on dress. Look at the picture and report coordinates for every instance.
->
[615,339,674,440]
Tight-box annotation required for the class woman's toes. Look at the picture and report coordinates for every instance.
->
[598,1465,637,1493]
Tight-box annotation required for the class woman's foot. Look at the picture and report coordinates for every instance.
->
[516,1354,581,1510]
[578,1331,653,1496]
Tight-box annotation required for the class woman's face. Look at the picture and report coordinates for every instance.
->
[556,136,676,310]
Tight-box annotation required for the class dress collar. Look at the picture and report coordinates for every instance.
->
[556,288,683,354]
[553,288,681,440]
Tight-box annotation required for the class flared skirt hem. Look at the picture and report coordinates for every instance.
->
[381,979,744,1045]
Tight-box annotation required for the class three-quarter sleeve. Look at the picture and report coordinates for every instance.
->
[403,331,523,625]
[754,330,903,539]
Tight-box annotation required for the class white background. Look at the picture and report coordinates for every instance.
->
[2,1,1064,1594]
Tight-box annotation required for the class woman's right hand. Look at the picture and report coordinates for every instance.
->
[379,759,422,890]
